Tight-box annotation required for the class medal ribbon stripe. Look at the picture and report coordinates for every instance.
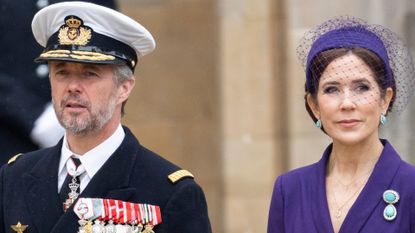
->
[109,199,116,220]
[139,204,145,224]
[74,198,162,228]
[134,203,143,224]
[115,200,123,222]
[124,202,135,223]
[147,204,153,223]
[130,202,136,223]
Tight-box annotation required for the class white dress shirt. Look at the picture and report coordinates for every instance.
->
[57,124,125,193]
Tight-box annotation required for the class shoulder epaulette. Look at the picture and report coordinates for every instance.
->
[8,153,23,165]
[168,169,194,184]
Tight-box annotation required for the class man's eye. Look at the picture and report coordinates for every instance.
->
[85,72,98,77]
[56,70,68,76]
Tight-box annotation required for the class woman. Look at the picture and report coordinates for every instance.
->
[267,16,415,233]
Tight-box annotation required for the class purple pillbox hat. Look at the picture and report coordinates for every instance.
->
[297,16,415,114]
[305,26,392,92]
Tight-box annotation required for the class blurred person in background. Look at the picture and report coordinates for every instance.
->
[267,16,415,233]
[0,0,115,165]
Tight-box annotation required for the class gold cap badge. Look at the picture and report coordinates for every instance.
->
[58,15,91,46]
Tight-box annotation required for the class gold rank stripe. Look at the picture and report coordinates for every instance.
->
[40,50,70,58]
[40,50,115,61]
[168,170,194,183]
[70,53,115,61]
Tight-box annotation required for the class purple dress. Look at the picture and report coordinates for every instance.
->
[267,140,415,233]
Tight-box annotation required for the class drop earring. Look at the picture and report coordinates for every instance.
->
[315,119,322,128]
[380,114,387,125]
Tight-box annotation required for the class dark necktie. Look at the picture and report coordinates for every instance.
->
[59,157,84,211]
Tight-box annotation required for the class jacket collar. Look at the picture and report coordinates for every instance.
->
[23,126,140,233]
[311,139,402,233]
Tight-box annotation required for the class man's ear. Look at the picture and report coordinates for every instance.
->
[306,94,320,119]
[118,78,135,104]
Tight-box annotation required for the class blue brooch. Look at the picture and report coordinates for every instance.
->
[383,190,399,221]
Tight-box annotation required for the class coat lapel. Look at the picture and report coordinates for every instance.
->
[339,140,401,233]
[50,128,139,233]
[22,143,63,233]
[310,144,335,233]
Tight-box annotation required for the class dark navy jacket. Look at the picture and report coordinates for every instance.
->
[0,0,116,164]
[0,127,211,233]
[267,140,415,233]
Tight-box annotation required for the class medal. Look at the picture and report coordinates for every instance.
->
[142,224,155,233]
[63,158,86,211]
[10,222,28,233]
[74,198,162,233]
[105,220,116,233]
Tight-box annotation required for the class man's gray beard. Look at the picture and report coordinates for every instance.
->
[54,94,118,136]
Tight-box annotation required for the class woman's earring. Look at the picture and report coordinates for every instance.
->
[380,114,387,125]
[315,119,322,128]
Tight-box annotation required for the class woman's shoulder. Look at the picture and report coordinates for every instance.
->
[396,159,415,181]
[275,162,321,191]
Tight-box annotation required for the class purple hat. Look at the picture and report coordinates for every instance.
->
[305,26,393,92]
[297,16,415,113]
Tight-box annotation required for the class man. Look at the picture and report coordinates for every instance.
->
[0,0,116,165]
[0,0,115,165]
[0,2,211,233]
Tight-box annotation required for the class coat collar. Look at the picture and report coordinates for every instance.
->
[311,139,402,233]
[23,126,140,233]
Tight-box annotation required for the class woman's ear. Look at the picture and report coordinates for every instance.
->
[306,94,320,119]
[382,87,393,114]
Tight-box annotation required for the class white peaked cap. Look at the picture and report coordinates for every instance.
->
[32,1,156,70]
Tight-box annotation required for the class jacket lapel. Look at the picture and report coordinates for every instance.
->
[311,144,335,233]
[22,143,63,233]
[50,128,139,233]
[339,140,401,233]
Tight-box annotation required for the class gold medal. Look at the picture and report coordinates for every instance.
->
[142,224,155,233]
[11,222,28,233]
[84,220,92,233]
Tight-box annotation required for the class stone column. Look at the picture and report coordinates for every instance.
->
[219,0,286,232]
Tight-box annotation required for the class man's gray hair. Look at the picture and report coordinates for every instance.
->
[113,65,134,86]
[113,65,134,115]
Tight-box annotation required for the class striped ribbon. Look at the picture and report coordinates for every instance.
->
[74,198,162,226]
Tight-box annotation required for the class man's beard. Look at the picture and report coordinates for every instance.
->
[53,92,117,136]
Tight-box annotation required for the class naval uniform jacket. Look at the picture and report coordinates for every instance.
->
[267,140,415,233]
[0,0,115,164]
[0,127,211,233]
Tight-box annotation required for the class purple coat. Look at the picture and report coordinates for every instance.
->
[267,140,415,233]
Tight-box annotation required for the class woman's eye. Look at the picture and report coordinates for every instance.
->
[323,86,338,94]
[356,84,370,92]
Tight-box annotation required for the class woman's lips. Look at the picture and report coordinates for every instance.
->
[337,119,360,128]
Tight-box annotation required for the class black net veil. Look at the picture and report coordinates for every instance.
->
[297,16,415,114]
